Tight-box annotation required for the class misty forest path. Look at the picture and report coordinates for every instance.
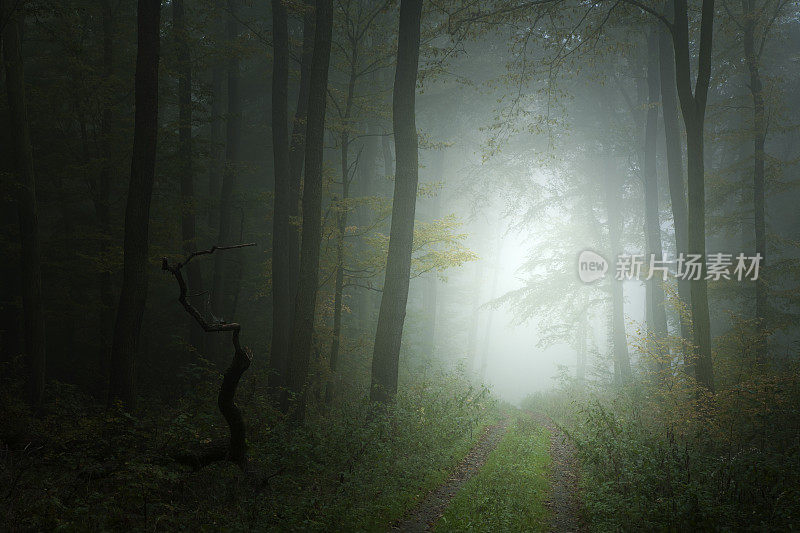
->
[391,418,509,532]
[391,412,584,532]
[536,413,585,533]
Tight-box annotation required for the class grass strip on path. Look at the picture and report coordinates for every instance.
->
[433,413,551,532]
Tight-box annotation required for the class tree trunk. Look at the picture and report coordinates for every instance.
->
[107,0,161,408]
[2,0,47,407]
[173,0,204,352]
[644,27,668,370]
[741,0,767,325]
[329,54,358,378]
[478,242,502,382]
[285,0,334,422]
[211,0,241,325]
[269,0,291,401]
[369,0,423,403]
[657,22,691,345]
[601,159,632,384]
[268,0,314,400]
[467,261,484,375]
[670,0,715,392]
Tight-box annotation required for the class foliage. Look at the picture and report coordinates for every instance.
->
[0,363,497,531]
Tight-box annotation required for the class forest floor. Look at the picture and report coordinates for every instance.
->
[536,414,586,533]
[392,411,582,532]
[392,417,510,532]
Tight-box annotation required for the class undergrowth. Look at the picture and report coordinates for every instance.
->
[0,362,498,531]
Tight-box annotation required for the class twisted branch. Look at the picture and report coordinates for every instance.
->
[162,242,256,470]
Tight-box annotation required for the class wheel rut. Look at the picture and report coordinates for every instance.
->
[391,418,509,532]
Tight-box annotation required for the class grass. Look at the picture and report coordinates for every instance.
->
[435,413,552,532]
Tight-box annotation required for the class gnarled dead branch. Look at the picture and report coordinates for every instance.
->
[161,243,255,470]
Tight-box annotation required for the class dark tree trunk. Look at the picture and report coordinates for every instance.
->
[173,0,204,352]
[2,0,47,407]
[107,0,161,408]
[644,27,668,370]
[670,0,715,392]
[206,0,226,229]
[270,0,291,401]
[657,23,692,345]
[329,55,358,378]
[741,0,767,325]
[268,0,314,401]
[95,0,116,370]
[211,0,242,325]
[369,0,423,403]
[285,0,334,422]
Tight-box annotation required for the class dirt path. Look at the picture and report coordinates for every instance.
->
[391,418,509,532]
[536,414,585,533]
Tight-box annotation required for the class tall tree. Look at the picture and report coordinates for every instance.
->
[285,0,334,421]
[601,159,632,384]
[732,0,787,325]
[173,0,204,351]
[369,0,423,403]
[211,0,242,325]
[643,27,668,370]
[657,23,691,345]
[108,0,161,407]
[268,0,314,401]
[2,0,47,407]
[270,0,291,400]
[670,0,716,391]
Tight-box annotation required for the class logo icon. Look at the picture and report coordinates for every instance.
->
[578,250,608,283]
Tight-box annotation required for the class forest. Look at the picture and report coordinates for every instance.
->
[1,0,799,530]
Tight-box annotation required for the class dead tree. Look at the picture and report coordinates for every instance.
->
[161,243,255,470]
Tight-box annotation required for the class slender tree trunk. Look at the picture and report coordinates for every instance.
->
[329,58,358,378]
[94,0,116,371]
[173,0,204,352]
[467,261,483,375]
[370,0,423,403]
[671,0,715,392]
[207,0,225,229]
[2,0,47,407]
[602,160,632,384]
[269,0,314,401]
[741,0,767,325]
[478,242,502,382]
[270,0,291,401]
[422,153,444,357]
[285,0,334,422]
[576,312,587,387]
[658,23,692,345]
[644,27,668,370]
[211,0,241,325]
[107,0,161,408]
